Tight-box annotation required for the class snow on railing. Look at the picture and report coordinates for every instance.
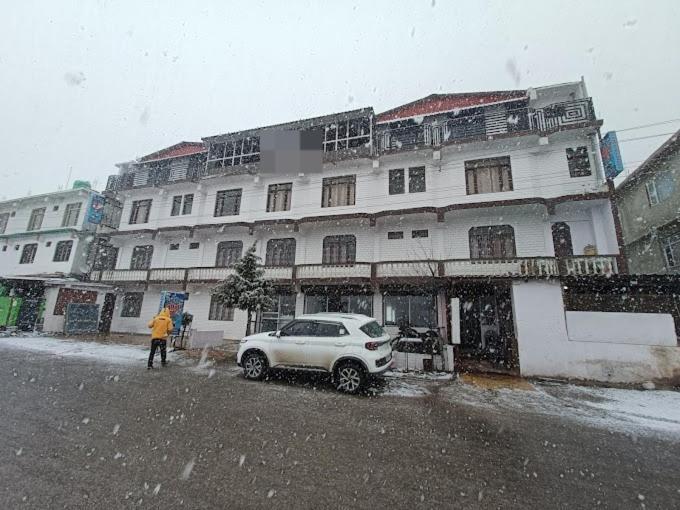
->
[564,256,619,277]
[186,267,236,281]
[375,261,438,278]
[99,269,149,282]
[149,268,186,281]
[295,263,371,280]
[443,257,558,277]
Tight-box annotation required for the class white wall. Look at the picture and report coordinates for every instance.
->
[0,234,90,277]
[42,285,106,333]
[565,311,676,346]
[512,280,680,383]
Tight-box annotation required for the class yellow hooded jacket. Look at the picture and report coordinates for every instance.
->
[148,308,174,340]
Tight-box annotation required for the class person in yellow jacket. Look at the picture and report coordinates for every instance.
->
[147,308,174,369]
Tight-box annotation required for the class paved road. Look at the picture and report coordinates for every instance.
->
[1,348,678,509]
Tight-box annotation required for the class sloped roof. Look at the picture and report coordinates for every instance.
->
[377,90,527,123]
[617,129,680,192]
[139,142,206,163]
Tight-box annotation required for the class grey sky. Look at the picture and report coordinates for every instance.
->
[1,0,678,199]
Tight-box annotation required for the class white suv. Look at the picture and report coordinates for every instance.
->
[236,313,393,394]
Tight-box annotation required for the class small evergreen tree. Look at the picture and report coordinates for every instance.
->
[211,243,275,336]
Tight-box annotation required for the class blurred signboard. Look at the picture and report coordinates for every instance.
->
[159,292,188,335]
[601,131,624,179]
[86,194,106,224]
[64,303,100,334]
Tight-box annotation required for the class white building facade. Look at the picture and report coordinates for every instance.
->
[90,81,680,382]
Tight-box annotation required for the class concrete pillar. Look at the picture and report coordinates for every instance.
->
[294,284,305,317]
[372,288,383,324]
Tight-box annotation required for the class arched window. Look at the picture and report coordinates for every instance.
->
[469,226,515,259]
[265,238,296,266]
[322,235,356,264]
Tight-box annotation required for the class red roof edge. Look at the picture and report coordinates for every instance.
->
[139,142,206,163]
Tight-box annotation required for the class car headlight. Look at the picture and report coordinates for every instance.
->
[240,339,248,344]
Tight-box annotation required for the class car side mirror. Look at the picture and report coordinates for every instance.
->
[275,330,282,338]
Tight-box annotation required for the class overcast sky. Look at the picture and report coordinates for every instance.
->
[0,0,678,199]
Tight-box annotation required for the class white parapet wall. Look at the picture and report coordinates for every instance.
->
[511,280,680,383]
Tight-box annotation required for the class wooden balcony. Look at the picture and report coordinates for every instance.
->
[149,268,186,282]
[295,263,372,281]
[262,266,294,280]
[563,256,619,277]
[187,267,236,282]
[443,257,559,278]
[98,269,149,282]
[375,261,439,278]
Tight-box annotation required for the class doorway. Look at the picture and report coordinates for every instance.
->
[551,222,574,257]
[98,293,116,333]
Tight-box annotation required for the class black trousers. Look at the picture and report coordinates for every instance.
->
[148,339,167,367]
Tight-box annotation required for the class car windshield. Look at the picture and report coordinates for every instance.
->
[360,321,385,338]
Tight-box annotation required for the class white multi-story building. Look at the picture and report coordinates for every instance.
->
[0,185,119,331]
[90,80,680,382]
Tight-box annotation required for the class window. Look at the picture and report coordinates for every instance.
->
[304,293,372,316]
[384,294,436,327]
[258,292,296,332]
[408,166,426,193]
[280,320,316,336]
[53,288,97,316]
[387,231,404,240]
[189,242,200,249]
[0,212,9,234]
[662,233,680,269]
[646,172,675,206]
[53,205,59,211]
[216,241,243,267]
[27,208,45,231]
[412,229,429,239]
[121,292,144,317]
[313,322,346,337]
[129,199,152,224]
[45,241,52,247]
[389,169,405,195]
[206,137,260,171]
[171,194,194,216]
[2,246,6,252]
[321,175,355,207]
[465,157,513,194]
[169,243,180,251]
[53,240,73,262]
[19,243,38,264]
[214,189,242,216]
[566,147,591,177]
[208,295,234,321]
[130,245,154,269]
[323,235,356,264]
[93,245,118,270]
[61,203,82,227]
[323,117,371,152]
[267,183,292,212]
[469,225,516,259]
[265,238,296,266]
[360,321,386,338]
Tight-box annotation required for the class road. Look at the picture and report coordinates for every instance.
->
[0,344,678,509]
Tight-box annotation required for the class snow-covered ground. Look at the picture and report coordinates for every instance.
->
[440,381,680,438]
[2,336,679,438]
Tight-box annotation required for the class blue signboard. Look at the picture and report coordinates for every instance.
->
[159,292,187,335]
[601,131,624,179]
[86,194,106,224]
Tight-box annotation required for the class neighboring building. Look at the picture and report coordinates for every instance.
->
[0,184,120,331]
[616,130,680,274]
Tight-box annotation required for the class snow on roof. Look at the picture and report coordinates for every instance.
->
[138,142,206,163]
[617,129,680,191]
[376,90,527,124]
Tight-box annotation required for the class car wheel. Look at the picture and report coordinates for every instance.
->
[334,361,366,394]
[242,351,268,381]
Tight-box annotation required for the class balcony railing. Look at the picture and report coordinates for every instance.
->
[89,254,619,284]
[377,98,596,152]
[443,257,559,278]
[296,263,372,280]
[563,256,618,277]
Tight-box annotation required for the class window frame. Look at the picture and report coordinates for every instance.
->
[215,240,243,267]
[388,169,405,195]
[412,229,429,239]
[0,212,9,234]
[27,208,46,231]
[61,202,82,227]
[265,238,296,266]
[19,243,38,264]
[566,147,592,177]
[321,175,356,208]
[206,136,261,171]
[323,117,371,153]
[465,157,513,195]
[130,245,154,270]
[53,240,73,262]
[266,183,293,212]
[129,199,152,224]
[387,231,404,240]
[121,292,144,318]
[322,235,356,265]
[208,295,235,321]
[408,166,426,193]
[468,225,516,259]
[662,233,680,269]
[214,189,243,217]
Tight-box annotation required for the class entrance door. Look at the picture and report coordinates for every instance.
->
[16,298,42,331]
[98,293,116,333]
[552,222,574,257]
